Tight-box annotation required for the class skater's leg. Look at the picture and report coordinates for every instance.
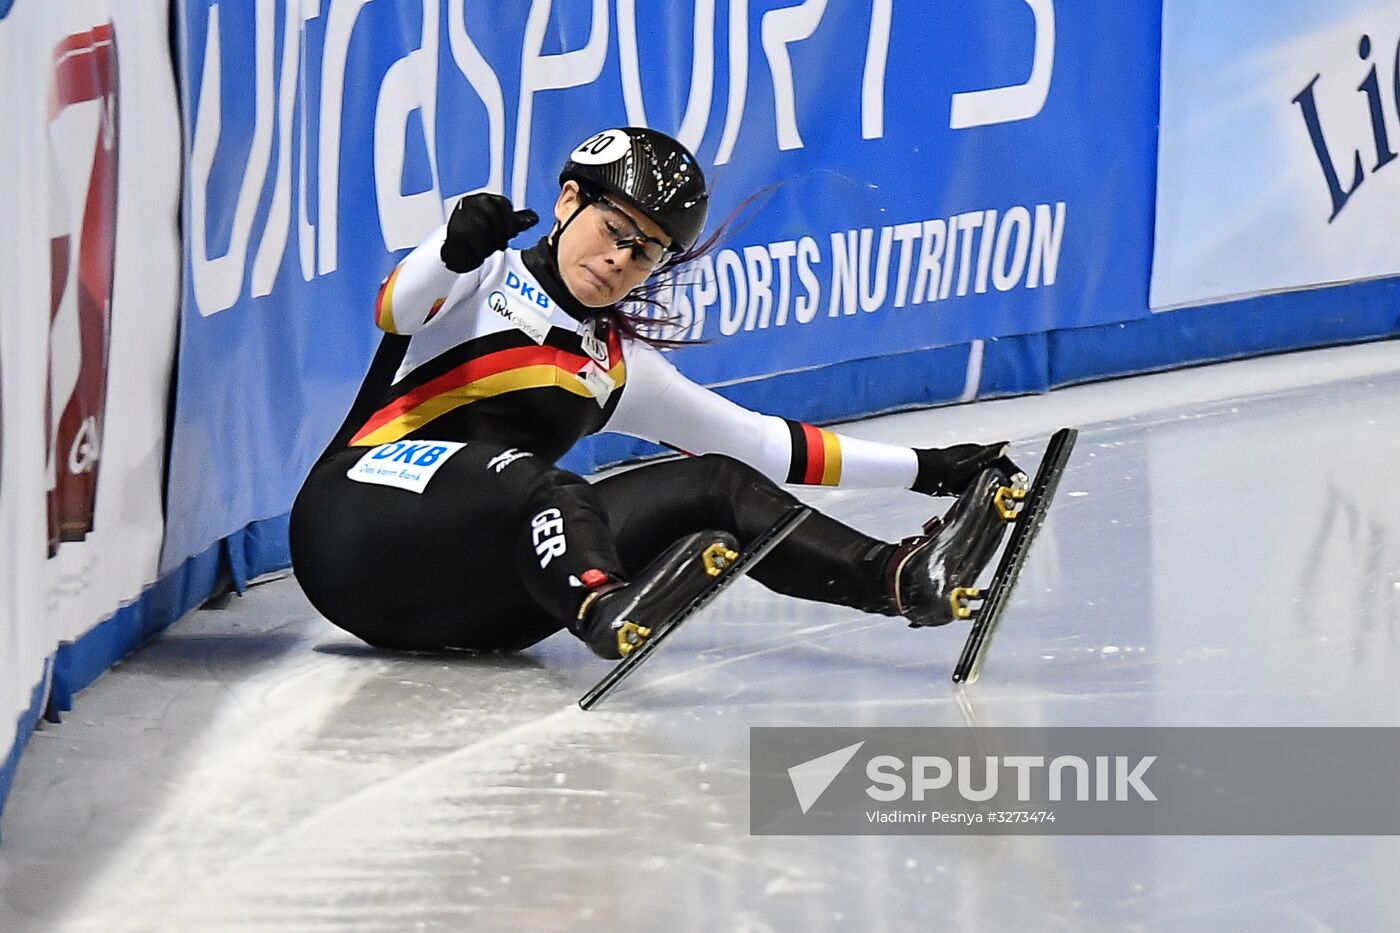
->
[592,454,896,612]
[510,460,632,622]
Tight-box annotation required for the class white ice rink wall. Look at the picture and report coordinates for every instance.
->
[0,2,182,825]
[2,0,1399,828]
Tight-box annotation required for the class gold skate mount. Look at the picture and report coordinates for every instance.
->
[993,476,1029,522]
[949,586,984,620]
[614,541,740,656]
[615,620,653,657]
[703,542,740,577]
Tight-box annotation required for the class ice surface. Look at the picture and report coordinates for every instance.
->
[3,341,1400,932]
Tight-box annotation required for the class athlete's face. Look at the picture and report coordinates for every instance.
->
[552,181,672,307]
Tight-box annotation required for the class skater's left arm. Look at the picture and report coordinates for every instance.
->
[607,344,1016,493]
[373,194,539,335]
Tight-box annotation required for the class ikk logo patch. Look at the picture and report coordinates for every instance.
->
[486,289,550,345]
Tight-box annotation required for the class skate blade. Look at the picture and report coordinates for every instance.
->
[579,507,812,710]
[952,428,1077,685]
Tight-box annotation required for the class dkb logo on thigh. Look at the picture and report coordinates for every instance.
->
[346,440,466,494]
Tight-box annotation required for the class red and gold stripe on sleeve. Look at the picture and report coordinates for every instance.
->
[349,345,624,447]
[783,419,843,486]
[373,267,401,332]
[373,266,446,333]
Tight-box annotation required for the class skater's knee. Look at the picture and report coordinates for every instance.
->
[518,461,589,501]
[519,468,606,533]
[693,454,789,513]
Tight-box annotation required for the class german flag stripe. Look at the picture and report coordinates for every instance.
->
[374,267,402,332]
[784,419,808,483]
[783,419,843,486]
[352,366,592,446]
[800,423,827,484]
[349,345,625,447]
[817,428,843,485]
[352,345,569,442]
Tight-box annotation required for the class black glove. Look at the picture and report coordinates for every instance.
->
[440,193,539,273]
[912,442,1023,497]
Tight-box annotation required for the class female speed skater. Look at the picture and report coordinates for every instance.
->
[290,127,1023,661]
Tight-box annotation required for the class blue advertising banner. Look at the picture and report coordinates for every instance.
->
[162,0,1163,570]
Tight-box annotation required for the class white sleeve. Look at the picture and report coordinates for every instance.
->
[372,224,486,335]
[607,342,920,489]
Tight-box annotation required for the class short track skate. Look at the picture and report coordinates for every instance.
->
[951,427,1077,684]
[578,506,812,710]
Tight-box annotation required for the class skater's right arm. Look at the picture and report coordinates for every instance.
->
[372,193,538,335]
[608,343,919,488]
[609,343,1023,495]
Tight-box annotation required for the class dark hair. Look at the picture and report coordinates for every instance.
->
[599,183,778,348]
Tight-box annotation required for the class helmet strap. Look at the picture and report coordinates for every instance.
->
[548,201,589,250]
[548,181,604,252]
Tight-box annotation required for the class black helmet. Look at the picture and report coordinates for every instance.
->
[559,127,709,253]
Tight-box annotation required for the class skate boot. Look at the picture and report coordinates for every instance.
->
[888,467,1025,627]
[571,530,742,660]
